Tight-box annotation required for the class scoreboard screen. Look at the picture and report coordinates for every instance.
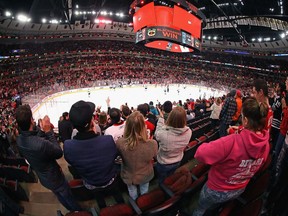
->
[131,1,203,53]
[136,26,201,53]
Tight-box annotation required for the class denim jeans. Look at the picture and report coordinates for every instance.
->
[192,183,245,216]
[211,119,219,130]
[275,142,288,179]
[156,161,180,184]
[127,182,149,200]
[219,121,228,137]
[52,180,82,211]
[274,134,285,163]
[272,133,285,174]
[88,175,124,209]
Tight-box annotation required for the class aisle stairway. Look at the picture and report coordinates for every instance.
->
[19,156,72,216]
[17,154,124,216]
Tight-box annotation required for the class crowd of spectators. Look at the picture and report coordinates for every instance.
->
[1,39,288,214]
[0,40,286,157]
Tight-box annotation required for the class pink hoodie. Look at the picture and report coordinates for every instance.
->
[195,129,270,191]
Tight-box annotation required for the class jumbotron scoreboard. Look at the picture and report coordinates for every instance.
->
[130,0,206,53]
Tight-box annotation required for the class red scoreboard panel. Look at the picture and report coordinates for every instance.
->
[131,1,204,53]
[173,5,202,39]
[133,3,156,32]
[154,6,174,28]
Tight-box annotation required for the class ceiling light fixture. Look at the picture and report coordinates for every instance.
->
[17,14,31,22]
[5,11,12,17]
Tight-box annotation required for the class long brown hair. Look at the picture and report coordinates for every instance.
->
[166,106,187,128]
[124,111,148,150]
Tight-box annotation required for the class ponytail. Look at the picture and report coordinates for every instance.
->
[242,98,268,131]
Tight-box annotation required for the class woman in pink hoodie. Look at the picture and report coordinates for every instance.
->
[193,98,270,216]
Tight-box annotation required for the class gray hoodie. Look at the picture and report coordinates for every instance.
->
[155,118,192,164]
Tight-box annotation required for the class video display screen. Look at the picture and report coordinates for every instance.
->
[136,26,201,51]
[145,41,193,53]
[136,26,182,43]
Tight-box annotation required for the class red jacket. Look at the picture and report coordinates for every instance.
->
[280,107,288,136]
[265,107,273,132]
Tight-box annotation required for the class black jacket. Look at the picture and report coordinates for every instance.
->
[58,119,73,142]
[17,130,65,190]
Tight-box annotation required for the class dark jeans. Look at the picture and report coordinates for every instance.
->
[90,176,124,209]
[211,119,219,130]
[272,133,285,174]
[156,161,180,184]
[274,133,285,162]
[270,127,280,152]
[219,121,229,137]
[53,180,82,211]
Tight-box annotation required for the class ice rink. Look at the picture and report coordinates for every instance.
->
[31,84,226,126]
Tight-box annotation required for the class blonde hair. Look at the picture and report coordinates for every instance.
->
[124,111,148,150]
[216,97,222,105]
[166,106,187,128]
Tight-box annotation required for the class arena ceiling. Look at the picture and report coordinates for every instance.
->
[0,0,287,43]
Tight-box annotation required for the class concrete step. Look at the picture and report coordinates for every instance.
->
[19,201,69,216]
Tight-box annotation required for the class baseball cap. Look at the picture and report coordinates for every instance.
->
[230,89,236,97]
[69,100,95,129]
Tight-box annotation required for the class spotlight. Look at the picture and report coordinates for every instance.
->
[5,11,12,17]
[17,14,31,22]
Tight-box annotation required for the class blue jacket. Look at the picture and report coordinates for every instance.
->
[17,130,65,190]
[64,131,118,187]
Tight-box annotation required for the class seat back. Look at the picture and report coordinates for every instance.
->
[0,187,24,215]
[240,170,270,203]
[141,195,181,216]
[68,179,95,201]
[191,127,202,140]
[57,209,98,216]
[191,163,210,179]
[164,166,192,195]
[0,164,37,182]
[136,188,166,212]
[0,178,29,201]
[181,141,200,165]
[99,204,134,216]
[182,163,209,196]
[219,198,263,216]
[1,157,28,166]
